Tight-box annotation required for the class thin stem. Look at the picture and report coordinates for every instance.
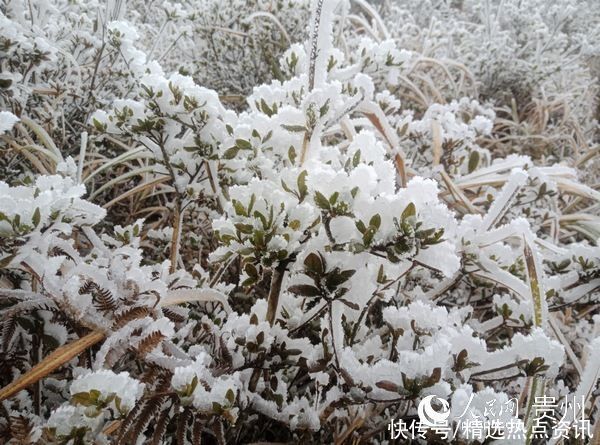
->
[169,200,182,274]
[469,359,528,379]
[308,0,324,92]
[328,302,340,370]
[290,304,328,335]
[266,261,288,326]
[209,254,238,287]
[349,263,415,345]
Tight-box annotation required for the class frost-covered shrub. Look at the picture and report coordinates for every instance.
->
[384,0,600,169]
[0,0,599,444]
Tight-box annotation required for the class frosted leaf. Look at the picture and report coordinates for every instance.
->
[415,240,460,277]
[46,405,102,439]
[479,169,529,232]
[70,370,145,413]
[472,328,565,378]
[561,336,600,425]
[0,176,105,239]
[0,111,19,134]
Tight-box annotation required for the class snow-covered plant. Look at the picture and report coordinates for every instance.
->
[383,0,600,174]
[1,0,599,444]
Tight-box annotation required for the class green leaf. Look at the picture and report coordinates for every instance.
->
[263,130,273,143]
[468,151,480,173]
[222,146,239,159]
[253,210,268,229]
[399,122,409,136]
[235,139,252,150]
[92,118,107,132]
[252,229,265,248]
[281,124,308,133]
[314,191,330,210]
[189,376,198,395]
[355,220,367,234]
[32,208,41,228]
[304,252,324,275]
[114,396,126,415]
[287,284,322,297]
[363,227,376,246]
[244,262,258,279]
[288,146,297,164]
[308,216,321,230]
[297,170,308,201]
[319,100,330,118]
[281,180,294,194]
[71,390,101,407]
[329,192,339,205]
[401,202,416,221]
[260,99,275,117]
[0,254,16,268]
[234,223,253,234]
[248,194,256,214]
[337,298,359,310]
[369,214,381,230]
[326,269,356,288]
[352,150,361,168]
[232,200,247,217]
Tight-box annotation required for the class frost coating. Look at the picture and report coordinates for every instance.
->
[0,0,599,443]
[0,111,19,134]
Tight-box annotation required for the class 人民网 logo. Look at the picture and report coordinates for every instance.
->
[417,395,450,427]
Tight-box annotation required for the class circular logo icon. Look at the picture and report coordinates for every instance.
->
[417,395,450,426]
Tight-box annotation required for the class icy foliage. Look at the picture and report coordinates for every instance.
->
[0,0,599,443]
[0,111,19,134]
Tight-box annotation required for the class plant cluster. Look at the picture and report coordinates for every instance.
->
[0,0,599,444]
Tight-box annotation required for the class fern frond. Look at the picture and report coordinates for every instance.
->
[9,414,35,443]
[192,415,204,445]
[113,306,152,330]
[162,307,186,323]
[1,314,17,352]
[150,403,172,445]
[78,280,98,295]
[132,331,165,356]
[92,287,118,312]
[176,407,192,445]
[118,395,169,445]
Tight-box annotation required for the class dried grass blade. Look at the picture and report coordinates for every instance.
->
[0,330,105,402]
